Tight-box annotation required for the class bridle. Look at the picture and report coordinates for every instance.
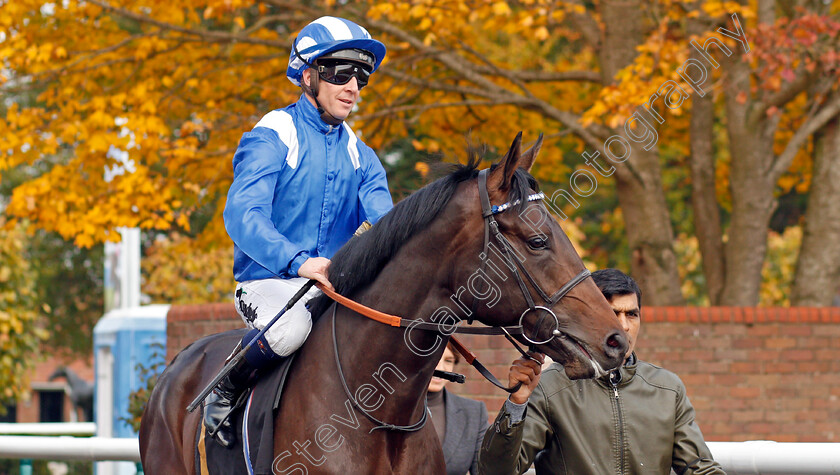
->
[324,168,593,432]
[474,169,591,348]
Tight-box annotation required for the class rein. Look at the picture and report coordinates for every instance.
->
[317,283,523,335]
[317,283,520,396]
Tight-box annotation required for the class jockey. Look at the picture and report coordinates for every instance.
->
[207,16,394,448]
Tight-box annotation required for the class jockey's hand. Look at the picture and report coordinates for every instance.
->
[508,352,545,405]
[299,257,333,291]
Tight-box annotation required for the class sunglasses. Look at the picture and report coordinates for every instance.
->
[317,61,372,88]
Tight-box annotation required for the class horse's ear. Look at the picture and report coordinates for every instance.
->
[489,132,523,191]
[519,133,543,172]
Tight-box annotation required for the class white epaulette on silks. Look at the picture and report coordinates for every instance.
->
[253,110,361,170]
[341,122,361,170]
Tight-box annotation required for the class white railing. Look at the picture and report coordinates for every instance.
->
[0,435,140,462]
[517,441,840,475]
[708,441,840,475]
[0,422,96,436]
[0,423,140,475]
[1,436,839,473]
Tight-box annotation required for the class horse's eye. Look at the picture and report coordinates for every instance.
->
[527,236,548,250]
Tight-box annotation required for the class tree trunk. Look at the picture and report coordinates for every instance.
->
[687,19,726,305]
[791,116,840,305]
[720,59,779,306]
[599,0,684,305]
[758,0,776,24]
[719,150,777,306]
[613,149,685,305]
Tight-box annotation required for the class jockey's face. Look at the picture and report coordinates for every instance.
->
[303,65,361,122]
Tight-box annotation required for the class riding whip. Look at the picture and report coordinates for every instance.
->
[186,279,316,413]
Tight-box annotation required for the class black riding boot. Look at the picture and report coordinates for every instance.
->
[203,356,257,448]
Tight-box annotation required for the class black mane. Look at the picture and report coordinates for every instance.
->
[307,152,538,319]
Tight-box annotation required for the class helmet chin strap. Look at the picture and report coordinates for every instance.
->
[303,69,342,126]
[294,42,344,126]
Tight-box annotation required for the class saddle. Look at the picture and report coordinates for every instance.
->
[196,352,296,475]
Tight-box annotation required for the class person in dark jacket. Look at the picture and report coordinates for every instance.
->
[428,341,489,475]
[479,268,725,475]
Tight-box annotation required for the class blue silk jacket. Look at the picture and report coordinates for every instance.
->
[224,96,393,282]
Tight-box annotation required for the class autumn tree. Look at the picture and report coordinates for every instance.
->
[0,0,686,304]
[573,0,840,305]
[2,0,839,307]
[1,0,297,248]
[359,0,692,304]
[717,5,840,305]
[0,106,101,387]
[143,232,233,304]
[362,0,840,305]
[1,162,105,358]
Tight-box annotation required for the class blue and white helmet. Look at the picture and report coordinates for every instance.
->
[287,16,386,86]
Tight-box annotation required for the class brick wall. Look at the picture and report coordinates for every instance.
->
[14,358,94,423]
[167,303,243,362]
[166,305,840,442]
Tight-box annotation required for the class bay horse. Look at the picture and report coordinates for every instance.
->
[140,133,628,474]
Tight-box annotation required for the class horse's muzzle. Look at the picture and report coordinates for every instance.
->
[603,331,628,366]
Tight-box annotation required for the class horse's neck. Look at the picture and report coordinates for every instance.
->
[62,369,84,390]
[331,245,456,428]
[322,195,474,430]
[330,311,444,426]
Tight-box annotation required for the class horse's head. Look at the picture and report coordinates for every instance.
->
[450,133,628,378]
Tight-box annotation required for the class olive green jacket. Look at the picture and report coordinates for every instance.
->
[478,356,724,475]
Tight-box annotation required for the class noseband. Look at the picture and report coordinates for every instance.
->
[475,169,591,346]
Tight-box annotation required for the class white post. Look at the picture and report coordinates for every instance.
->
[104,227,141,312]
[99,141,143,475]
[119,227,141,309]
[95,347,116,475]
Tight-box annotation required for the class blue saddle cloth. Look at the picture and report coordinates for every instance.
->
[196,351,296,475]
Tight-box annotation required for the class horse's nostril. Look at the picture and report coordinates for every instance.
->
[605,332,626,352]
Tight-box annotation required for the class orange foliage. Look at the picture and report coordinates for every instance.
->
[2,0,838,307]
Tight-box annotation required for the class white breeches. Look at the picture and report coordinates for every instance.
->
[233,277,321,356]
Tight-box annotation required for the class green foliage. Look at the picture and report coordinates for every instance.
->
[0,219,48,410]
[28,230,104,358]
[674,234,710,306]
[379,137,440,202]
[123,342,166,433]
[760,226,802,306]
